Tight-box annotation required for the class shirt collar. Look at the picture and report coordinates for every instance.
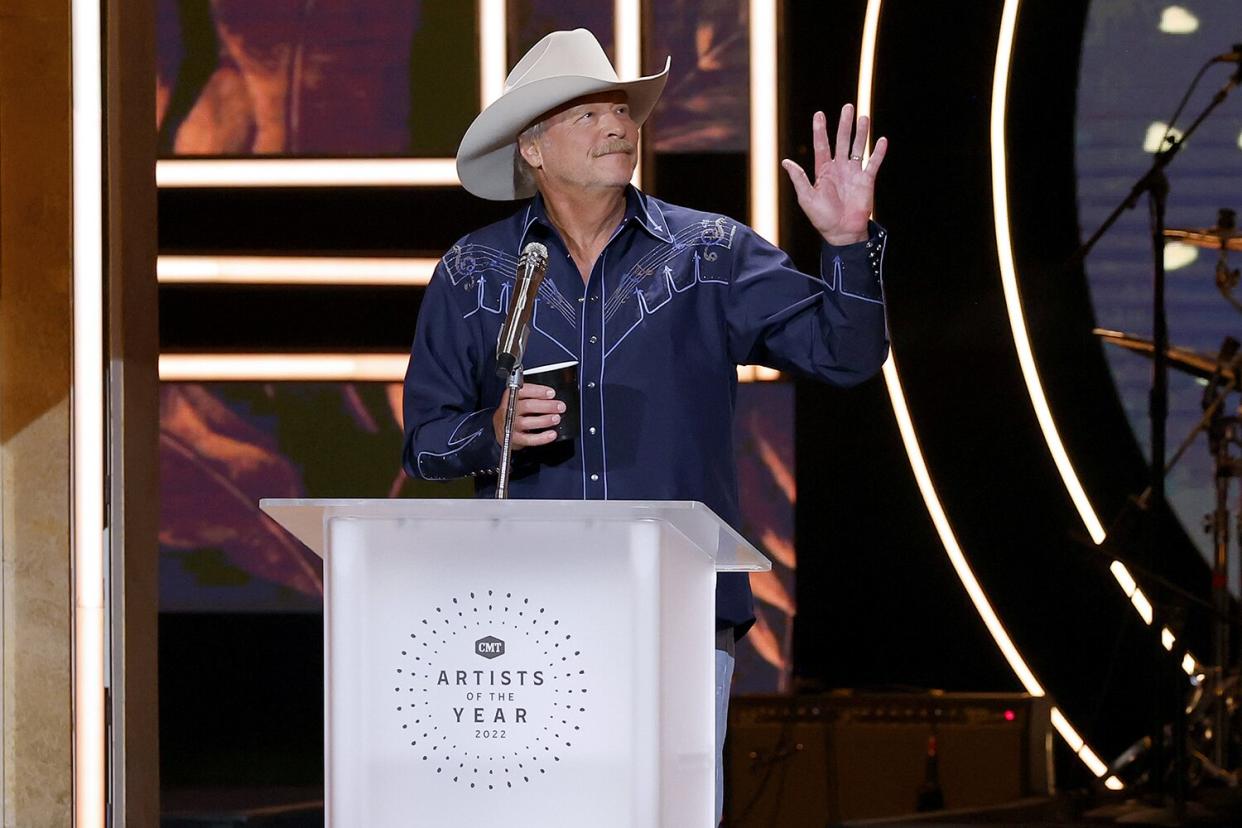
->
[627,186,675,243]
[518,185,675,253]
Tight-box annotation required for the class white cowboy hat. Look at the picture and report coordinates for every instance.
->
[456,28,670,201]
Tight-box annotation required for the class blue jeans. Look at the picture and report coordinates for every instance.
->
[715,646,736,826]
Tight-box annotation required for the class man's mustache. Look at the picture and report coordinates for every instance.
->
[592,140,635,158]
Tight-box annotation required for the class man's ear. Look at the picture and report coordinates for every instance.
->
[518,138,542,169]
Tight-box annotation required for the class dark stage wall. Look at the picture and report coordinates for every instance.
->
[792,0,1230,784]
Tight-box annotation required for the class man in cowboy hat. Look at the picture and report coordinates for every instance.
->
[402,28,889,822]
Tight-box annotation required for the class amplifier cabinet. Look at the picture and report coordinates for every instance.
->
[725,692,1052,826]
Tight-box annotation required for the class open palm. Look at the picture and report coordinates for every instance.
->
[782,104,887,246]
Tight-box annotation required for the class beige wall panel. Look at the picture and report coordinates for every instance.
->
[1,405,72,825]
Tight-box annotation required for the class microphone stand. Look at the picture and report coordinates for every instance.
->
[1071,61,1242,813]
[495,364,524,499]
[493,241,547,500]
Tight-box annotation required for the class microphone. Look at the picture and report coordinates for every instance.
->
[495,241,549,378]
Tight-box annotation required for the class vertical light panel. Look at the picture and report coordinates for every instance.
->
[988,0,1196,674]
[613,0,641,79]
[749,0,780,243]
[71,0,107,822]
[858,0,1120,788]
[614,0,644,187]
[478,0,508,108]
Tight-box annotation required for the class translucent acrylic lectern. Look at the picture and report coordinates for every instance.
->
[260,498,771,828]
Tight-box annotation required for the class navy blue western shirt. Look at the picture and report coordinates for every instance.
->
[402,186,889,631]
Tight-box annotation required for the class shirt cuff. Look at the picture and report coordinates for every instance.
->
[414,408,503,481]
[821,220,887,304]
[465,437,503,478]
[467,413,504,478]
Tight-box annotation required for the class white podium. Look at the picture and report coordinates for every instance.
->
[260,498,770,828]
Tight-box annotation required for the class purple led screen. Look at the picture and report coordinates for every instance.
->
[1076,0,1242,591]
[156,0,475,156]
[160,380,795,692]
[156,1,748,156]
[506,2,612,66]
[645,0,749,152]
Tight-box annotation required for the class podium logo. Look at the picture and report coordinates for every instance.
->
[394,590,589,792]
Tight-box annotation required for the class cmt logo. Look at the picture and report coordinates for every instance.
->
[475,636,505,659]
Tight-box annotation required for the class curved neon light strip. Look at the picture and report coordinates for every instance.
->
[881,361,1047,694]
[988,0,1198,678]
[858,0,1120,788]
[990,1,1103,544]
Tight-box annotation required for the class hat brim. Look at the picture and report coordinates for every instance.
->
[456,59,670,201]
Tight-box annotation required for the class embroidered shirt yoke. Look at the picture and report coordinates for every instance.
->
[402,186,890,630]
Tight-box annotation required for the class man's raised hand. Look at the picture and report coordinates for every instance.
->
[781,104,887,246]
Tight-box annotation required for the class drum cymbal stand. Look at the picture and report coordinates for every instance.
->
[1203,338,1242,769]
[1073,55,1242,811]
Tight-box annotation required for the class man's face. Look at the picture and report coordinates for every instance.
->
[520,91,638,194]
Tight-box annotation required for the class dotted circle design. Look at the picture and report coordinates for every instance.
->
[394,590,588,790]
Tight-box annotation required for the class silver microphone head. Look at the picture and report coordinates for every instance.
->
[520,241,549,268]
[495,242,551,378]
